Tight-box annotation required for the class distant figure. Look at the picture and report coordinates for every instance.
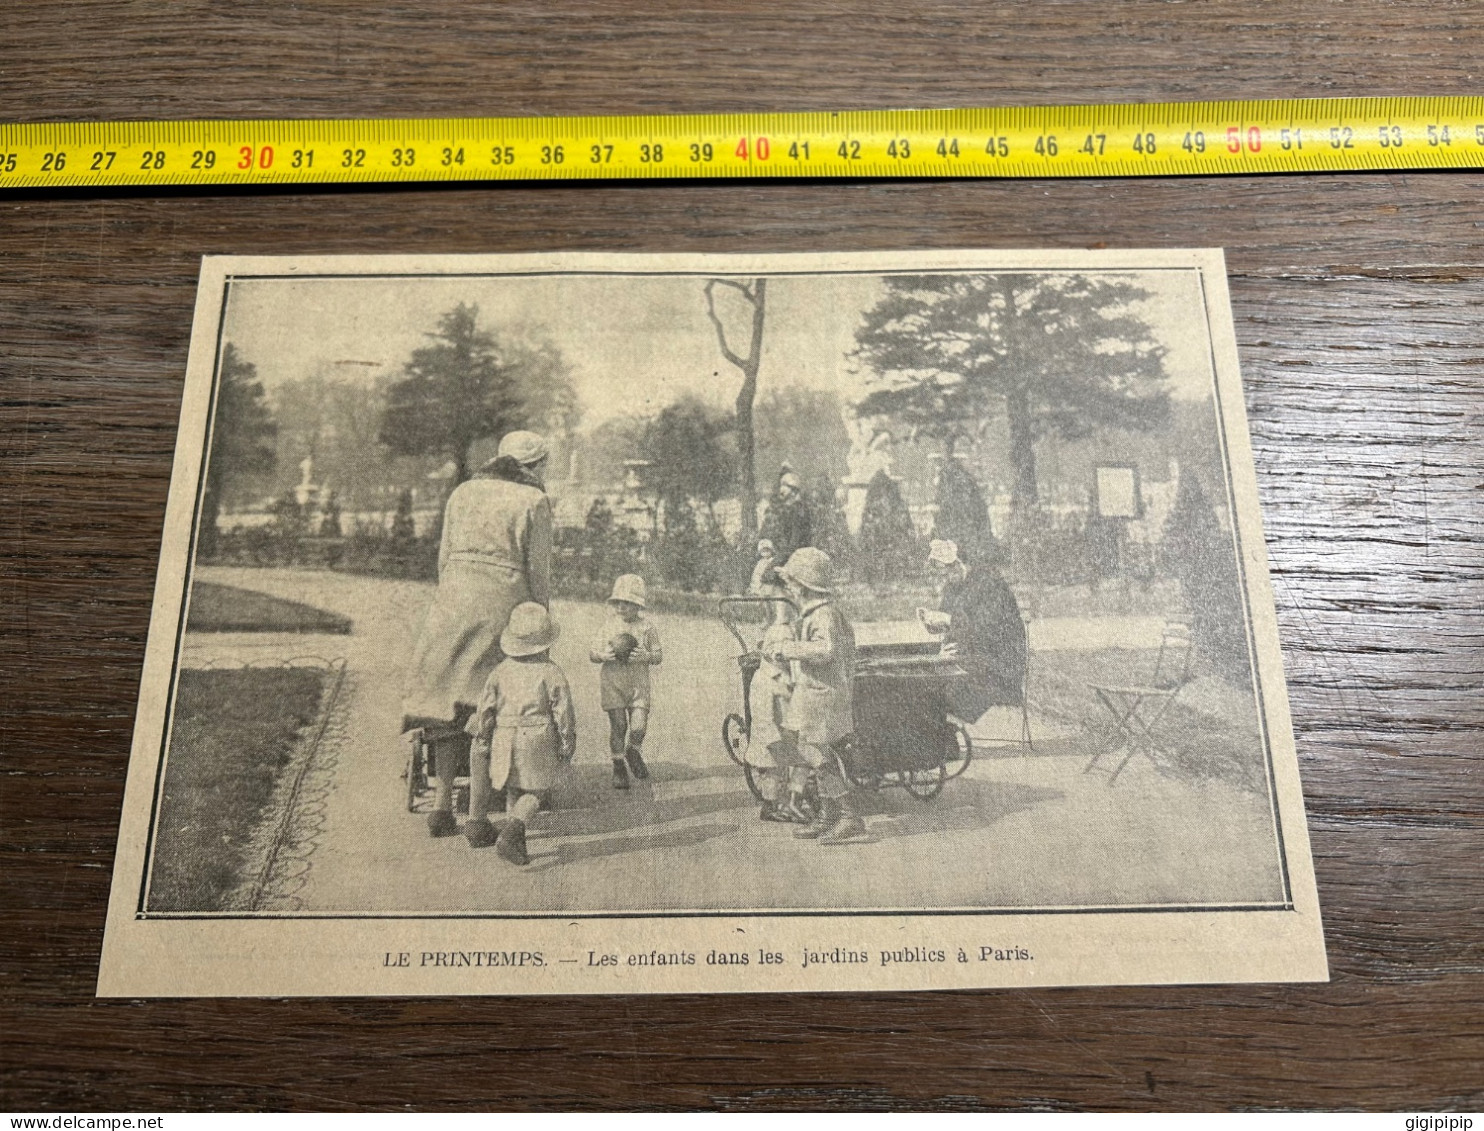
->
[590,573,663,790]
[318,490,342,538]
[583,496,614,581]
[464,602,576,864]
[920,539,1027,724]
[389,489,417,542]
[750,538,779,594]
[403,430,553,838]
[759,469,814,566]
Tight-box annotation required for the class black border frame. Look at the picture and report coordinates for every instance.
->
[136,262,1295,921]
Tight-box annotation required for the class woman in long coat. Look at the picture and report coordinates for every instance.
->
[402,431,553,833]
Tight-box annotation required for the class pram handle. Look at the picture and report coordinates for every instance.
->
[717,594,798,656]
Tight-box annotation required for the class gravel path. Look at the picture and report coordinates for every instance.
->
[180,566,1288,914]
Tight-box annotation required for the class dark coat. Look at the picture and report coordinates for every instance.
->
[941,566,1027,719]
[760,493,814,564]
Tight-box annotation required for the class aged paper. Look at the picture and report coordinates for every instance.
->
[98,249,1327,995]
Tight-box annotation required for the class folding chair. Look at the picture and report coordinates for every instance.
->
[1084,620,1194,784]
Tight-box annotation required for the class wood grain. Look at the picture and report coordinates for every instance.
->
[2,0,1481,1112]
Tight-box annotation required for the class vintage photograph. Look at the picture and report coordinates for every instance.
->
[99,250,1326,995]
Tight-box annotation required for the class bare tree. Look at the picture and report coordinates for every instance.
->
[703,277,767,545]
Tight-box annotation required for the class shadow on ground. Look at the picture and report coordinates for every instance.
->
[524,820,739,872]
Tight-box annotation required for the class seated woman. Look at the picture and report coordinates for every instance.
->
[920,539,1027,725]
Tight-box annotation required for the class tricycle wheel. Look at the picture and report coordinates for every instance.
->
[902,763,946,801]
[943,723,974,780]
[741,763,769,803]
[722,713,749,766]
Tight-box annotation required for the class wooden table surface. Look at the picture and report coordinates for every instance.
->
[2,1,1480,1112]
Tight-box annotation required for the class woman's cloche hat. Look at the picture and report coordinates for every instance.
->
[779,547,834,594]
[607,574,647,608]
[497,430,549,466]
[501,601,560,657]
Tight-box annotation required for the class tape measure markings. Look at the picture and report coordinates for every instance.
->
[0,98,1480,187]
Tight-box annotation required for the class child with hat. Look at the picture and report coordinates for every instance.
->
[590,573,663,789]
[768,547,866,845]
[464,602,576,864]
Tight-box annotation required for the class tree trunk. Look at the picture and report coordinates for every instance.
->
[736,389,757,545]
[735,278,766,547]
[1007,389,1038,509]
[705,277,767,548]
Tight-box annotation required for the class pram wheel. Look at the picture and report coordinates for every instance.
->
[741,762,769,803]
[901,762,946,801]
[943,722,974,780]
[404,733,428,812]
[722,712,749,766]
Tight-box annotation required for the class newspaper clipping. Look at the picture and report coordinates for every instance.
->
[97,249,1327,995]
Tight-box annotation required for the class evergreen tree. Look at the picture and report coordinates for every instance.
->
[932,457,1001,565]
[853,273,1170,509]
[642,397,738,530]
[389,489,417,542]
[378,303,574,485]
[1161,468,1249,686]
[200,344,277,558]
[583,496,615,581]
[856,470,919,586]
[318,491,342,538]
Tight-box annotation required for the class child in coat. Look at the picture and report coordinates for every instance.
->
[590,573,662,789]
[465,602,576,864]
[769,547,865,845]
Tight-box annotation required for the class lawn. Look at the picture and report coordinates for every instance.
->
[1030,647,1270,794]
[148,666,328,911]
[185,581,352,634]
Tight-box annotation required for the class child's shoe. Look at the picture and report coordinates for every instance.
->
[793,798,839,840]
[819,798,869,845]
[818,814,869,845]
[624,745,649,781]
[495,818,529,865]
[427,810,458,838]
[612,758,630,790]
[464,817,499,849]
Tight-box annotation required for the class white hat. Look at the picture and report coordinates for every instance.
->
[779,547,833,594]
[500,602,559,657]
[497,430,549,465]
[928,539,960,567]
[607,573,647,607]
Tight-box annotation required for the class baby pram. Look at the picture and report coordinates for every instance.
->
[402,721,471,814]
[718,596,973,805]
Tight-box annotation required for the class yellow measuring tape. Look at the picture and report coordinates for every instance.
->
[1,98,1480,187]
